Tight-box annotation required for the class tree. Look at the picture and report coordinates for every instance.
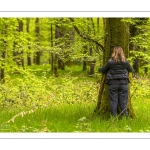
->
[34,18,41,65]
[94,18,135,119]
[26,18,32,66]
[0,23,7,82]
[50,21,54,71]
[69,18,104,73]
[13,18,24,68]
[129,18,149,76]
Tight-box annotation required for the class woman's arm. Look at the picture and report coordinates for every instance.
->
[98,62,110,73]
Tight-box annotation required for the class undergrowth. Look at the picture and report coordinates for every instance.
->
[0,65,150,132]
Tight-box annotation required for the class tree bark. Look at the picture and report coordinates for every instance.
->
[94,18,135,119]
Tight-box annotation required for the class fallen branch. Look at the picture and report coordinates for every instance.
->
[6,108,37,123]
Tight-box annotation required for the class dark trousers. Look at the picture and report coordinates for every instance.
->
[108,84,128,117]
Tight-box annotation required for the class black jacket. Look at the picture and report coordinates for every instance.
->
[98,59,133,84]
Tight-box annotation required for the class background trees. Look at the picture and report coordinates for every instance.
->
[0,17,150,118]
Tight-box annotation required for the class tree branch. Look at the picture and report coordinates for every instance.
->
[69,18,104,52]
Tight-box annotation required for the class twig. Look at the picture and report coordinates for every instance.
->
[6,108,37,123]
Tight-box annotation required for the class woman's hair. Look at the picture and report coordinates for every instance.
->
[111,46,126,62]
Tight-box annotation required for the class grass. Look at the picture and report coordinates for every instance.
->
[0,64,150,132]
[1,99,150,132]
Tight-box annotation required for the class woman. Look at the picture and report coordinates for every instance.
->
[98,46,133,117]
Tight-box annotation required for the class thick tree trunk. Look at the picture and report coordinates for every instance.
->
[94,18,135,119]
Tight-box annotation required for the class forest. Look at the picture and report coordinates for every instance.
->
[0,17,150,132]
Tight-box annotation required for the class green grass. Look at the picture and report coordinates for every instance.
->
[1,93,150,133]
[0,64,150,132]
[1,98,150,132]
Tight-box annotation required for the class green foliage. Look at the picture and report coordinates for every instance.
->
[129,50,150,67]
[0,65,149,132]
[0,65,98,111]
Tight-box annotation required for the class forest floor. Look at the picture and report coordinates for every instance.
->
[0,65,150,132]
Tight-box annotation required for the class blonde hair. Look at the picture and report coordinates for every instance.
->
[111,46,125,62]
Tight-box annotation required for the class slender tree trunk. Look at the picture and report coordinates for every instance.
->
[26,18,32,66]
[144,67,148,75]
[82,45,87,71]
[50,23,54,71]
[94,18,135,119]
[82,18,88,71]
[13,19,24,69]
[1,25,8,83]
[130,23,140,76]
[1,24,7,82]
[130,18,149,76]
[55,23,65,71]
[18,20,24,68]
[88,18,96,76]
[1,52,5,81]
[35,18,41,65]
[53,24,60,76]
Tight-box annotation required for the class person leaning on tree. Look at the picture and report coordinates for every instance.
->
[98,46,133,118]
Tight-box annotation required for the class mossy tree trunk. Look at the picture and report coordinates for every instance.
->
[94,18,135,119]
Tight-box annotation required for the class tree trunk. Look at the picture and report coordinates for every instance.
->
[82,45,87,71]
[130,18,148,76]
[94,18,135,119]
[35,18,41,65]
[13,19,24,69]
[89,45,95,76]
[18,20,24,67]
[26,18,32,66]
[89,60,96,76]
[1,24,7,82]
[50,23,54,71]
[55,22,65,71]
[130,22,140,76]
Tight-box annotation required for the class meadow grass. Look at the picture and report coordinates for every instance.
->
[0,65,150,132]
